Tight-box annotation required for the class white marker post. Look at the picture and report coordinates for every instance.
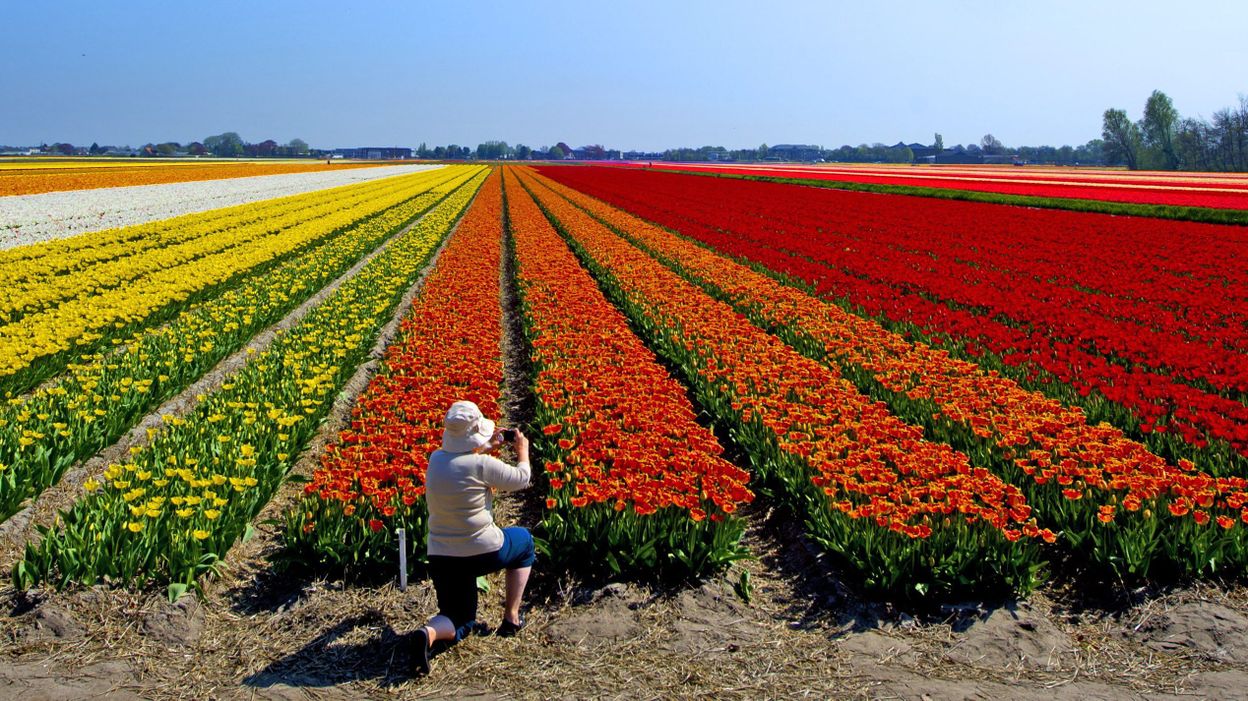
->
[397,528,408,592]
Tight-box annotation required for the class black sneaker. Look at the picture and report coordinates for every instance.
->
[411,628,431,676]
[496,616,525,638]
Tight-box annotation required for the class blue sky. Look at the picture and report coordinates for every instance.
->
[3,0,1245,150]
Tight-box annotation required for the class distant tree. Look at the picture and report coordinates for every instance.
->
[1140,90,1179,170]
[204,132,245,157]
[757,143,769,160]
[980,134,1005,155]
[1174,117,1213,170]
[1102,108,1142,169]
[549,144,566,160]
[156,142,178,156]
[416,142,430,158]
[187,142,207,156]
[555,142,573,158]
[580,144,607,160]
[1074,138,1104,165]
[89,142,102,155]
[286,138,309,155]
[1211,98,1248,171]
[476,141,511,160]
[933,133,944,152]
[433,145,447,159]
[514,143,532,160]
[249,139,278,157]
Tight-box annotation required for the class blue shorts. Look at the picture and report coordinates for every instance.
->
[427,527,536,640]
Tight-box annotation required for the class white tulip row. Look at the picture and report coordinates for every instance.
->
[0,164,443,251]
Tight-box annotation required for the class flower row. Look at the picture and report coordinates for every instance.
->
[3,165,440,303]
[535,166,1248,467]
[504,168,753,580]
[609,162,1248,209]
[282,169,507,574]
[532,171,1248,581]
[11,168,487,595]
[0,160,384,197]
[0,164,441,252]
[0,166,482,524]
[0,167,462,396]
[516,167,1047,598]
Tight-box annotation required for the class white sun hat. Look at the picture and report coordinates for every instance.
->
[442,400,496,453]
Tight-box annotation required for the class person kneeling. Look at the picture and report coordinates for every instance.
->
[411,400,533,676]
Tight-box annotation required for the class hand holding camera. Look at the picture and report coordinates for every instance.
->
[494,427,530,462]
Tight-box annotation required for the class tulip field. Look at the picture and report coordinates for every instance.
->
[0,159,385,197]
[2,160,1248,602]
[607,161,1248,210]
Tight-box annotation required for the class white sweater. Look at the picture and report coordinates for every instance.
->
[425,449,531,557]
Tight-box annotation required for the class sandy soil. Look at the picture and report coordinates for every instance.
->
[4,494,1248,700]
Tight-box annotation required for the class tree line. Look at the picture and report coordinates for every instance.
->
[415,141,594,161]
[22,133,312,158]
[1103,90,1248,171]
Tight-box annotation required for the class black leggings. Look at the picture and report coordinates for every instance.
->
[427,527,535,640]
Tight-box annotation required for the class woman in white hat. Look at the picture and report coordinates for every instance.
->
[411,400,533,676]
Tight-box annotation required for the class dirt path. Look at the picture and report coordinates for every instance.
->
[4,492,1248,700]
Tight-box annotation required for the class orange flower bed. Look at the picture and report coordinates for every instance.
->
[283,170,504,572]
[502,168,752,578]
[527,169,1248,580]
[514,167,1047,597]
[0,161,384,196]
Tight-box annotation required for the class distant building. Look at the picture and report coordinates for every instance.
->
[333,147,413,160]
[901,142,939,160]
[767,144,821,161]
[933,145,982,165]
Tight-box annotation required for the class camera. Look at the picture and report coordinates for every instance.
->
[500,428,518,442]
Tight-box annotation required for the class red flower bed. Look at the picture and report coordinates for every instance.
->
[601,162,1248,209]
[535,166,1248,463]
[516,167,1048,598]
[530,169,1248,579]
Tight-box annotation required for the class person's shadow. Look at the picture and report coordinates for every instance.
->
[242,609,411,689]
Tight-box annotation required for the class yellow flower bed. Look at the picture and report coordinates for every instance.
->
[13,167,488,596]
[0,166,482,522]
[0,168,463,394]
